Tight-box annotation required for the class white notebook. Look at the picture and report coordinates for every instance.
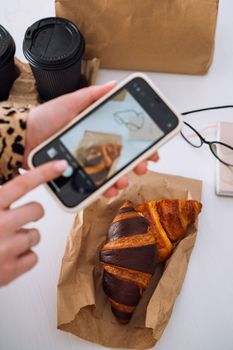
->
[216,122,233,196]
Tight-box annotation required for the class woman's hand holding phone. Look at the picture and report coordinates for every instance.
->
[24,82,159,197]
[28,73,181,211]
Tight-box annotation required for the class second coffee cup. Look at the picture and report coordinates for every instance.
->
[0,25,18,101]
[23,17,85,101]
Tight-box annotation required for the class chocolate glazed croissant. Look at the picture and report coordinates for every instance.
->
[100,200,159,324]
[100,199,202,324]
[77,143,122,185]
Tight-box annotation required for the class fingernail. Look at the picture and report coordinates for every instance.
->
[54,160,68,172]
[105,80,117,86]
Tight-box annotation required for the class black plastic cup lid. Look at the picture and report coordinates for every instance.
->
[0,25,16,68]
[23,17,85,71]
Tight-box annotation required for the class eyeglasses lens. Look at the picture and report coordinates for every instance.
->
[211,143,233,166]
[181,123,202,147]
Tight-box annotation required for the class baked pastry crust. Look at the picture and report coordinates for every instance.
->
[100,199,202,324]
[77,143,122,185]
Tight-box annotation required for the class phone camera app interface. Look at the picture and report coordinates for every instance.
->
[59,88,164,188]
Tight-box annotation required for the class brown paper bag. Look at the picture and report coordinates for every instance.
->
[57,170,202,349]
[55,0,219,75]
[7,57,100,106]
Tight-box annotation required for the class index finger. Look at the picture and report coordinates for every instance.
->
[0,160,67,209]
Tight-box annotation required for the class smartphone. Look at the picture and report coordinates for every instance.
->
[28,73,182,212]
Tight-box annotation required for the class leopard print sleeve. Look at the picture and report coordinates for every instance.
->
[0,102,28,185]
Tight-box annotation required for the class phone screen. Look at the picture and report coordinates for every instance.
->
[60,88,164,186]
[32,77,179,208]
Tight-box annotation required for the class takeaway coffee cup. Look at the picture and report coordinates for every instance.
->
[23,17,85,101]
[0,25,17,101]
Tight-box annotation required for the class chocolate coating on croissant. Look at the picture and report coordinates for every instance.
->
[100,245,158,274]
[84,154,103,167]
[107,217,149,241]
[118,206,135,214]
[103,271,140,306]
[111,307,132,323]
[89,168,109,183]
[81,146,103,167]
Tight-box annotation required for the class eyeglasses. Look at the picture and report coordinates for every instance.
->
[181,105,233,167]
[113,109,145,131]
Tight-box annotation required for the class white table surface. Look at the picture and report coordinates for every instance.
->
[1,1,233,349]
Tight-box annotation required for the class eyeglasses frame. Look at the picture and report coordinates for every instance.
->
[180,121,233,167]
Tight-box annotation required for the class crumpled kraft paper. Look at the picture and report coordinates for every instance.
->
[6,57,100,106]
[57,170,202,349]
[55,0,219,74]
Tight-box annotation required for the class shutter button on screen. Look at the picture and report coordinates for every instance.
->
[72,168,96,194]
[62,164,74,178]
